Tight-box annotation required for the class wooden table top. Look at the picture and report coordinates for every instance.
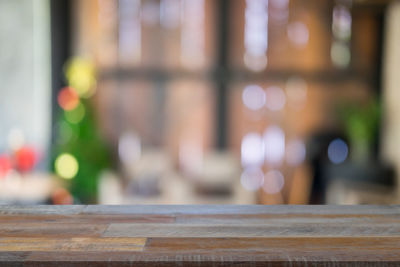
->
[1,205,400,266]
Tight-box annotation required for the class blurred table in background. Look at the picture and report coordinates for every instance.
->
[0,173,57,205]
[99,171,256,205]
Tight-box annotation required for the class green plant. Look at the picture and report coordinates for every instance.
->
[337,97,380,161]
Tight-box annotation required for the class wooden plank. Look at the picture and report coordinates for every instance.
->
[0,223,107,237]
[104,222,400,237]
[0,237,146,252]
[26,251,143,262]
[175,213,400,224]
[0,214,175,224]
[0,252,30,262]
[146,236,400,253]
[82,204,400,215]
[0,205,85,215]
[143,237,400,262]
[24,248,400,267]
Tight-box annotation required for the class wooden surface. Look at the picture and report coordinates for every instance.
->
[0,205,400,266]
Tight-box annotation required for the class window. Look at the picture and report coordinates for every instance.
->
[68,0,385,204]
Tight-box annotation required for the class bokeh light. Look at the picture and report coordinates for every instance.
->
[242,85,266,111]
[286,139,306,166]
[269,0,289,25]
[15,146,36,172]
[263,170,285,194]
[65,102,85,124]
[241,132,265,167]
[118,132,141,165]
[327,138,349,164]
[52,187,74,205]
[265,86,286,111]
[240,167,264,191]
[244,53,268,72]
[57,87,79,111]
[65,58,97,98]
[55,153,79,179]
[244,0,269,71]
[332,5,352,41]
[287,21,309,48]
[331,41,351,68]
[264,125,285,165]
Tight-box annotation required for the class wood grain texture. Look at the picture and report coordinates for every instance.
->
[104,222,400,237]
[0,205,400,266]
[0,237,146,252]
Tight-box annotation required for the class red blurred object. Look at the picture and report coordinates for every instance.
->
[57,87,79,111]
[52,188,74,205]
[15,146,36,172]
[0,155,12,178]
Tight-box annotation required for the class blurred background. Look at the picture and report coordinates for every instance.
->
[1,0,400,205]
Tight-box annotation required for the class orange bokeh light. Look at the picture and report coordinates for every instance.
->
[57,87,79,111]
[15,146,36,172]
[52,188,74,205]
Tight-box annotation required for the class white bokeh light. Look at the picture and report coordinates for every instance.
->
[240,167,265,191]
[263,170,284,194]
[242,85,266,111]
[332,5,352,41]
[244,0,269,71]
[287,21,309,47]
[118,132,141,165]
[241,133,265,167]
[264,126,285,165]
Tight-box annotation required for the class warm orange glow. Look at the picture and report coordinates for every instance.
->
[52,187,74,205]
[57,87,80,111]
[15,146,36,172]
